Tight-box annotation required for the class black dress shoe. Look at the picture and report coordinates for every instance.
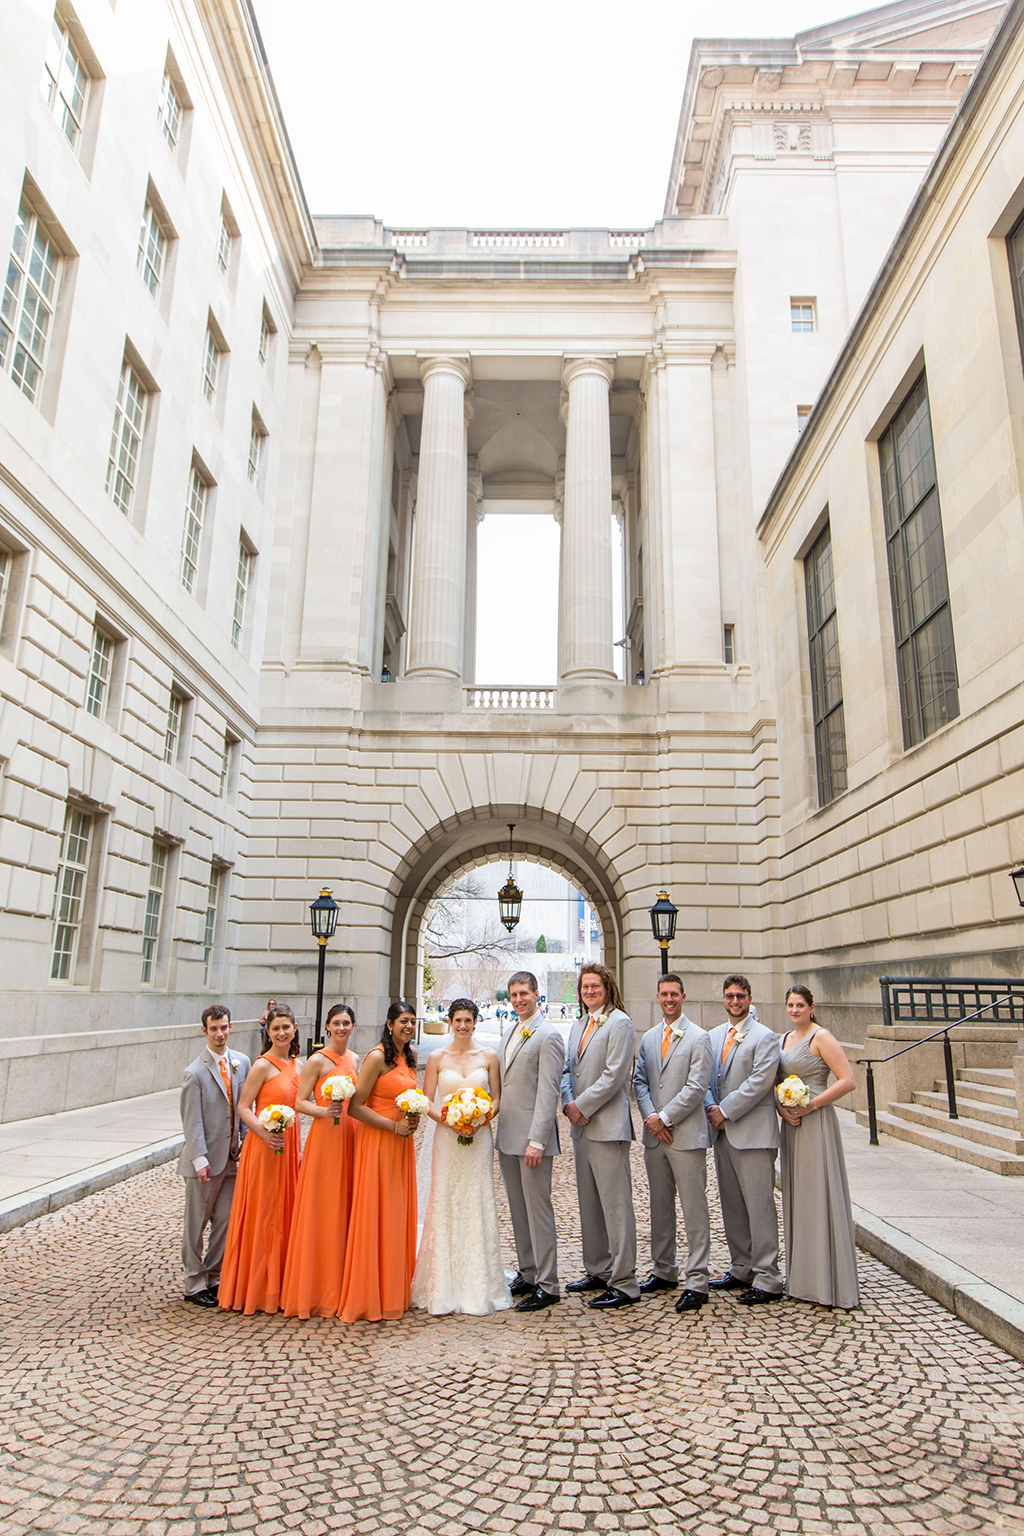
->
[639,1274,678,1295]
[675,1289,709,1312]
[183,1291,219,1308]
[509,1273,534,1298]
[737,1287,783,1305]
[516,1287,560,1312]
[708,1273,749,1291]
[588,1288,642,1310]
[567,1275,608,1294]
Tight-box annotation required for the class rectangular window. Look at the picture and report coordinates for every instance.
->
[203,863,221,985]
[105,360,147,514]
[181,465,207,594]
[158,69,181,150]
[247,414,265,484]
[85,626,112,717]
[141,840,167,984]
[791,300,816,333]
[232,541,252,648]
[51,805,92,980]
[201,327,219,403]
[1,201,61,405]
[137,201,166,298]
[880,375,959,748]
[163,689,183,765]
[723,624,736,664]
[217,214,231,274]
[805,521,848,805]
[42,11,89,150]
[0,550,8,629]
[797,406,811,434]
[258,308,271,365]
[218,733,237,797]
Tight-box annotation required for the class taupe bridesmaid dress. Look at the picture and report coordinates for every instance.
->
[778,1030,859,1308]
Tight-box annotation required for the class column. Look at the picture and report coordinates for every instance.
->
[405,356,472,680]
[560,356,616,683]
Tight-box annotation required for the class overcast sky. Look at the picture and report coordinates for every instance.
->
[255,0,838,229]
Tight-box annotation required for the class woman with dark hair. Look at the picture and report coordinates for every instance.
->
[411,998,510,1316]
[280,1004,358,1319]
[338,1001,419,1323]
[776,985,859,1309]
[218,1006,301,1314]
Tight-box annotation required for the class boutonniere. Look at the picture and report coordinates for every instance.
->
[522,1028,533,1041]
[669,1024,687,1041]
[591,1014,609,1029]
[230,1058,238,1073]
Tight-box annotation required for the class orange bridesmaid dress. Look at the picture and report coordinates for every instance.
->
[338,1055,418,1323]
[218,1055,300,1315]
[280,1047,357,1319]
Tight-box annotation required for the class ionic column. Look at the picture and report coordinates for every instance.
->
[560,356,616,682]
[405,356,472,679]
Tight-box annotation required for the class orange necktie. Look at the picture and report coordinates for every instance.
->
[661,1023,673,1061]
[218,1056,235,1140]
[578,1016,598,1057]
[720,1025,739,1065]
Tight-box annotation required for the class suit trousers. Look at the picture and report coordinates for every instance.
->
[712,1139,783,1293]
[573,1138,638,1298]
[644,1143,711,1292]
[182,1166,237,1295]
[498,1151,559,1296]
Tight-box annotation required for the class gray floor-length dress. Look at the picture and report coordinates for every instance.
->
[778,1030,859,1308]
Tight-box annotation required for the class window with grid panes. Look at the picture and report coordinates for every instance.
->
[158,70,181,150]
[42,12,88,150]
[1,202,60,405]
[105,361,146,514]
[232,542,252,648]
[804,522,848,804]
[141,841,167,984]
[181,467,206,593]
[880,375,959,748]
[0,550,8,632]
[163,690,183,765]
[218,734,234,797]
[201,327,219,403]
[791,301,815,333]
[247,416,263,483]
[217,215,231,274]
[203,864,221,985]
[258,309,270,365]
[137,202,165,297]
[85,627,112,718]
[51,806,92,980]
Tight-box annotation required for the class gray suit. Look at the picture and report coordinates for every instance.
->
[178,1047,251,1296]
[634,1015,713,1291]
[704,1017,782,1293]
[561,1007,638,1298]
[497,1016,564,1296]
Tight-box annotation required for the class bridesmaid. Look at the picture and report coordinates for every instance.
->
[280,1004,358,1320]
[218,1005,301,1315]
[777,984,859,1309]
[338,1001,419,1323]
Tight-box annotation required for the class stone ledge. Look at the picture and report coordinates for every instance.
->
[0,1021,261,1059]
[0,1136,184,1234]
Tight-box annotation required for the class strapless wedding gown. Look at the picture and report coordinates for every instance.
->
[411,1066,512,1316]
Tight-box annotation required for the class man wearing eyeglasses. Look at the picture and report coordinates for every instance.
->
[704,974,783,1304]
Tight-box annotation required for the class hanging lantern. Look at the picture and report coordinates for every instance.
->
[497,823,523,932]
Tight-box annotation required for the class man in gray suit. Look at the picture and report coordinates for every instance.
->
[634,973,714,1312]
[496,971,565,1313]
[177,1005,251,1307]
[704,974,783,1304]
[561,963,640,1309]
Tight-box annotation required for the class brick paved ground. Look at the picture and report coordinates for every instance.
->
[1,1134,1023,1536]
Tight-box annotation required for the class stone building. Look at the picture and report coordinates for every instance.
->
[1,0,1022,1121]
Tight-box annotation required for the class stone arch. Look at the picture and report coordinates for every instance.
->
[386,804,627,1001]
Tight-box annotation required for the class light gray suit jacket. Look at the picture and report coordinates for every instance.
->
[560,1007,635,1143]
[704,1019,780,1150]
[177,1048,251,1179]
[496,1017,564,1157]
[633,1014,713,1151]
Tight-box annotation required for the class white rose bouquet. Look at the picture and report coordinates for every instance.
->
[777,1075,811,1109]
[441,1086,493,1146]
[395,1088,430,1122]
[257,1103,296,1153]
[321,1074,355,1125]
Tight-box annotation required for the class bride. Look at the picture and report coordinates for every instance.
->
[411,998,512,1316]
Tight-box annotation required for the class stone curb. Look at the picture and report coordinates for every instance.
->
[853,1203,1024,1365]
[0,1136,184,1234]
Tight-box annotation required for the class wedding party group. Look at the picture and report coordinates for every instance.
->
[177,963,860,1322]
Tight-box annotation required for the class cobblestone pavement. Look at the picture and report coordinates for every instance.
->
[2,1136,1024,1536]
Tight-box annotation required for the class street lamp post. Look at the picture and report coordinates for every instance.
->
[308,887,339,1058]
[649,890,678,976]
[1011,865,1024,908]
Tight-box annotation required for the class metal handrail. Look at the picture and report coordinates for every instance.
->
[857,992,1018,1146]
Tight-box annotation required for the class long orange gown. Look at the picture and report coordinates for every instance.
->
[338,1055,418,1323]
[218,1055,300,1315]
[280,1048,358,1319]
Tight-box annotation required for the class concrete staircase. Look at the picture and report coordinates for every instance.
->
[857,1066,1024,1175]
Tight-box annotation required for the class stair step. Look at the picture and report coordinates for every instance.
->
[888,1100,1024,1154]
[855,1110,1024,1175]
[914,1089,1020,1130]
[958,1067,1016,1089]
[946,1077,1018,1110]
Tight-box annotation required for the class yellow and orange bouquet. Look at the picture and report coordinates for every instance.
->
[441,1086,493,1146]
[776,1075,811,1109]
[257,1103,296,1153]
[395,1088,430,1122]
[321,1074,355,1124]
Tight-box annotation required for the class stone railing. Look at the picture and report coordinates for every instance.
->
[471,232,565,248]
[465,685,556,710]
[609,231,647,247]
[391,231,428,247]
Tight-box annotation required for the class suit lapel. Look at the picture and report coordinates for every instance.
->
[659,1026,682,1075]
[505,1023,534,1073]
[206,1055,230,1103]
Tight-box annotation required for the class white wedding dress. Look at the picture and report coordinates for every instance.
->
[411,1066,513,1316]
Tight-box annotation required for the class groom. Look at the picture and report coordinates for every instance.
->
[496,971,565,1312]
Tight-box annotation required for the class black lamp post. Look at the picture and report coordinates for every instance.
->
[497,823,523,933]
[1012,865,1024,908]
[649,890,678,975]
[308,887,339,1057]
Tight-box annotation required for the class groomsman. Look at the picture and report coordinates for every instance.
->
[561,963,640,1309]
[704,974,783,1304]
[177,1005,251,1307]
[633,973,714,1312]
[496,971,565,1312]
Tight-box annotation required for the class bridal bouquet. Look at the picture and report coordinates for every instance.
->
[396,1088,430,1123]
[777,1075,811,1109]
[257,1103,296,1153]
[321,1074,355,1124]
[441,1086,493,1146]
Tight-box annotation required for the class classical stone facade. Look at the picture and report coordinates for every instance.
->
[1,0,1022,1117]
